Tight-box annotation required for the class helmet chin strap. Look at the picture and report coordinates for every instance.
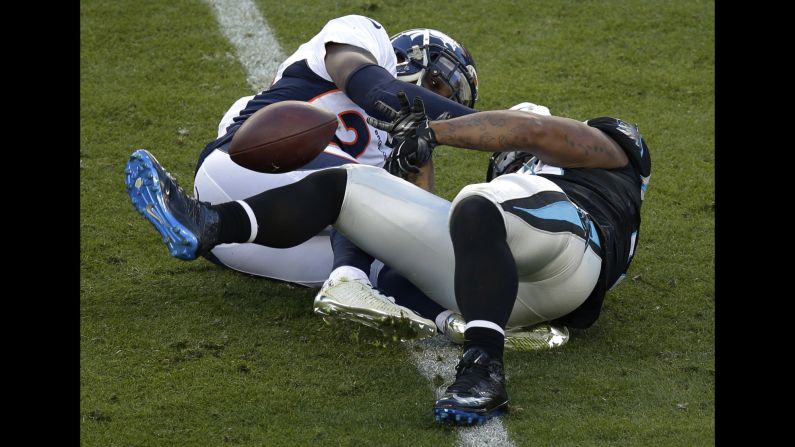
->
[414,68,425,86]
[419,29,430,86]
[396,69,424,85]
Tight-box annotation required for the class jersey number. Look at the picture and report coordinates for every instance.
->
[332,111,370,159]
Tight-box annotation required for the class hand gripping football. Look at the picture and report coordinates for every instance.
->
[229,100,338,173]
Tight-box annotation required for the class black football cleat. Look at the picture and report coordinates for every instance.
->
[433,347,509,425]
[125,149,220,260]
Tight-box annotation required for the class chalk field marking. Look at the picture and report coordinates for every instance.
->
[408,337,516,447]
[204,0,285,92]
[204,2,515,445]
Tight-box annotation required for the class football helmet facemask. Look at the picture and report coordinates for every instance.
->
[391,28,478,108]
[486,151,535,182]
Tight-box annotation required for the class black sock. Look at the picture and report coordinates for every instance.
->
[330,229,374,273]
[463,327,505,362]
[377,266,445,320]
[211,201,251,244]
[205,168,347,248]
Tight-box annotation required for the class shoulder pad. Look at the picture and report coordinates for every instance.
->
[587,117,651,177]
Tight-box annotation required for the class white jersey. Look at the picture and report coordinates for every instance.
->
[273,15,396,85]
[194,15,399,286]
[214,15,397,168]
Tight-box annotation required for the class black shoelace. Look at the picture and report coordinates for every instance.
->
[447,360,494,394]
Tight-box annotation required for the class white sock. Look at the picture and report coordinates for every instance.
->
[327,266,371,285]
[435,310,455,333]
[236,200,258,243]
[464,320,505,335]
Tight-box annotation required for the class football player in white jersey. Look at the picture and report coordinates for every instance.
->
[192,16,477,288]
[189,16,483,342]
[125,90,650,425]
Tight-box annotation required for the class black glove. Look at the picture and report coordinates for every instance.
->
[367,91,443,176]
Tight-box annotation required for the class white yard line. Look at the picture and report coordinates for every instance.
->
[408,337,517,446]
[204,0,285,92]
[205,2,514,445]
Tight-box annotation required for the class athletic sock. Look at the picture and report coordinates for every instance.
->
[463,323,505,362]
[330,230,374,273]
[211,200,253,244]
[327,265,370,285]
[377,266,446,320]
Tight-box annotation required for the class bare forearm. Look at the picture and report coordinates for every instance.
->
[429,110,628,169]
[430,111,540,152]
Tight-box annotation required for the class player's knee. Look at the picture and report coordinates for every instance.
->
[450,195,506,242]
[301,167,348,199]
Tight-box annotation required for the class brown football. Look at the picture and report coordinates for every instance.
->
[229,100,338,173]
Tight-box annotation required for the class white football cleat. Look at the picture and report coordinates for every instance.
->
[314,277,437,342]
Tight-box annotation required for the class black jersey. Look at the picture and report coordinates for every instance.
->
[530,117,651,328]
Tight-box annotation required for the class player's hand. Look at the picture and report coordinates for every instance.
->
[367,91,440,175]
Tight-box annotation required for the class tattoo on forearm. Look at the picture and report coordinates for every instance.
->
[437,113,534,150]
[485,115,507,127]
[564,134,607,156]
[479,133,496,146]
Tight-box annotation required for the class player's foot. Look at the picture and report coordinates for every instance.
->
[439,312,466,345]
[125,149,220,260]
[504,323,570,351]
[314,277,436,342]
[441,312,570,351]
[433,347,509,425]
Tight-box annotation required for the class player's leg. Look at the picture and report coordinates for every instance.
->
[128,150,447,285]
[311,164,462,341]
[126,152,446,339]
[332,164,459,310]
[433,173,602,425]
[126,149,346,261]
[194,147,338,286]
[326,229,375,283]
[433,195,512,425]
[314,230,437,341]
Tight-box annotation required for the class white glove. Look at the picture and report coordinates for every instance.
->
[509,102,551,116]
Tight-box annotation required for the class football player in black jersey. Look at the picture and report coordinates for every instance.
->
[367,93,651,424]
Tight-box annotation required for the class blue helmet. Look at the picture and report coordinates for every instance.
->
[390,28,479,108]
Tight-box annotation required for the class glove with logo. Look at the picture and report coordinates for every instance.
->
[367,91,446,176]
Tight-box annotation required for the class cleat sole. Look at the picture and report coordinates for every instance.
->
[125,149,199,260]
[314,296,436,342]
[432,406,507,426]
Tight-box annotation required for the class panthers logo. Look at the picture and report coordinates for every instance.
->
[615,120,643,153]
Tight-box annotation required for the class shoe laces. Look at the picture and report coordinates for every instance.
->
[447,349,502,394]
[159,166,218,253]
[164,173,206,215]
[332,279,400,309]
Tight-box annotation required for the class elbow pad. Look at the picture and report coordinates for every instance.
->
[345,64,476,121]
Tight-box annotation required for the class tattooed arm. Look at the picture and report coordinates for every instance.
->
[430,111,628,170]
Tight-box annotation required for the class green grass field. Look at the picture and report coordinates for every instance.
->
[80,1,714,445]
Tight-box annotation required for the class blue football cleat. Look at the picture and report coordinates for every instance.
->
[124,149,219,260]
[433,347,509,425]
